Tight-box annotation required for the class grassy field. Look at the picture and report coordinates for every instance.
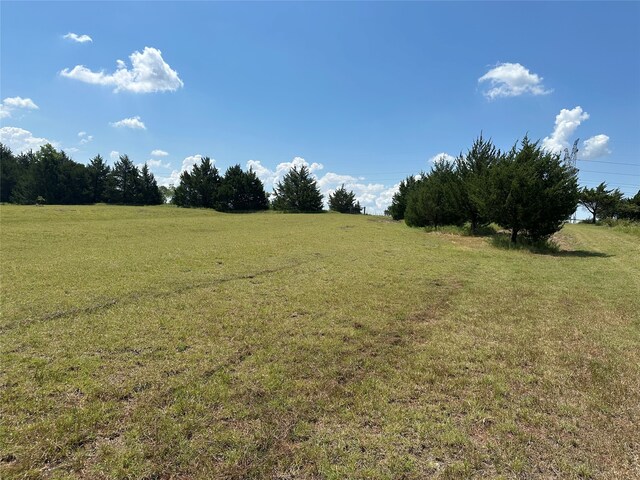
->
[1,205,639,479]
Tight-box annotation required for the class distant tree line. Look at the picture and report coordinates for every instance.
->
[0,143,164,205]
[173,161,362,214]
[172,157,269,211]
[1,144,366,214]
[578,183,640,223]
[387,136,582,243]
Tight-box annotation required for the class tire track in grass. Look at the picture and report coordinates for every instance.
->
[2,259,312,332]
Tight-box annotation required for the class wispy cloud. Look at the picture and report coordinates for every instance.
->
[110,116,146,130]
[147,158,171,168]
[63,32,93,43]
[78,131,94,144]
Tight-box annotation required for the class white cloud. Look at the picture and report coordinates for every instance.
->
[542,106,590,153]
[147,158,171,168]
[77,131,94,144]
[478,62,551,99]
[60,46,183,93]
[581,134,611,160]
[110,151,120,161]
[428,152,456,164]
[3,97,39,109]
[151,149,169,157]
[246,156,324,193]
[65,147,80,154]
[246,156,397,214]
[63,32,92,43]
[0,126,56,153]
[111,116,146,130]
[158,154,206,186]
[0,96,39,118]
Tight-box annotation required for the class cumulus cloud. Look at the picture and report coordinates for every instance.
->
[0,126,56,153]
[151,149,169,157]
[111,116,146,130]
[246,156,323,192]
[78,131,94,144]
[246,156,397,214]
[110,151,120,162]
[478,62,552,99]
[542,106,590,153]
[147,158,171,168]
[428,152,456,164]
[60,46,183,93]
[63,32,92,43]
[0,96,39,118]
[157,154,206,186]
[581,134,611,160]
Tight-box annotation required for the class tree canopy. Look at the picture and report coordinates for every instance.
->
[484,137,579,242]
[386,175,419,220]
[398,135,580,242]
[172,158,269,212]
[0,143,163,206]
[328,184,361,214]
[579,183,624,224]
[271,165,324,213]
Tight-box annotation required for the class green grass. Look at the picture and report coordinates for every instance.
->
[1,205,639,479]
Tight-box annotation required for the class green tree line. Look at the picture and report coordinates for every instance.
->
[1,143,164,205]
[578,183,640,223]
[172,157,270,211]
[386,135,639,242]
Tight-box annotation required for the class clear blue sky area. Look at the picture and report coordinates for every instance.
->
[1,1,638,213]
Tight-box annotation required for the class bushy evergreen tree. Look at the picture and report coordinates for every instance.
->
[329,184,361,214]
[217,164,269,211]
[5,144,92,205]
[173,157,220,208]
[404,160,465,228]
[1,144,20,203]
[617,190,640,220]
[386,175,420,220]
[271,165,324,212]
[455,135,500,233]
[140,164,164,205]
[485,137,578,242]
[107,155,141,204]
[87,154,110,203]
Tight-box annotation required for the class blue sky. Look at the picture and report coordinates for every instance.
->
[1,1,639,213]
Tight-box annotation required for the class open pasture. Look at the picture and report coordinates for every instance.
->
[1,205,638,479]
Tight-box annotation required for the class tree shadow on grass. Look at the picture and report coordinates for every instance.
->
[549,250,612,258]
[490,233,612,258]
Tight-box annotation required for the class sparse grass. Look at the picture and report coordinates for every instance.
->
[1,205,639,479]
